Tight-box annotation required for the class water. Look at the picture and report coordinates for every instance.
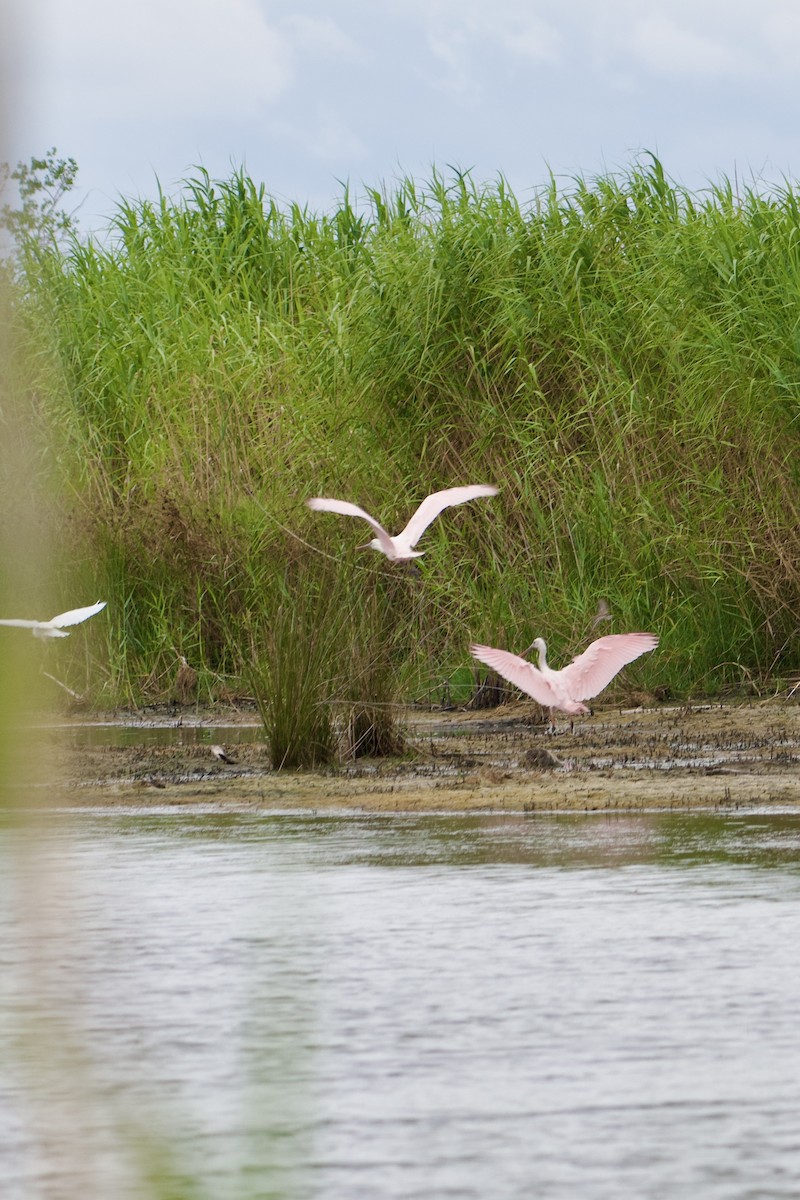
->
[2,810,800,1199]
[44,720,264,749]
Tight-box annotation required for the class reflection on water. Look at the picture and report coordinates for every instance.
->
[3,811,800,1199]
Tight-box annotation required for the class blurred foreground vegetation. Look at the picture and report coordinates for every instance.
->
[3,155,800,737]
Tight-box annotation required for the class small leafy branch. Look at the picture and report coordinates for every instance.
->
[0,147,78,257]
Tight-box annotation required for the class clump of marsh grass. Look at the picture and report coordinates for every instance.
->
[344,695,405,759]
[247,560,347,770]
[338,570,410,758]
[247,556,413,767]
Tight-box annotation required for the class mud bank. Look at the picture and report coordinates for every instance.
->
[26,696,800,811]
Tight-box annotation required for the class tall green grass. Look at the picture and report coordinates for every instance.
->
[14,159,800,722]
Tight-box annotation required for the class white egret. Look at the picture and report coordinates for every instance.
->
[307,485,498,561]
[471,632,658,729]
[0,600,107,639]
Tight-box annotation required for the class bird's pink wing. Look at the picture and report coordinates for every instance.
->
[470,643,557,706]
[558,633,659,700]
[400,486,498,548]
[306,497,395,557]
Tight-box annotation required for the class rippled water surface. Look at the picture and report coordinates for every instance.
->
[3,809,800,1199]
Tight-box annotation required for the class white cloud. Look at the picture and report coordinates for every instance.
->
[495,14,562,64]
[760,4,800,69]
[628,14,746,79]
[389,0,561,94]
[281,14,365,62]
[27,0,292,121]
[301,109,369,165]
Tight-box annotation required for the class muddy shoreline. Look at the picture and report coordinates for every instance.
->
[25,695,800,811]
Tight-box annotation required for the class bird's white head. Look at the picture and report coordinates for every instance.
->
[527,638,546,667]
[358,537,385,553]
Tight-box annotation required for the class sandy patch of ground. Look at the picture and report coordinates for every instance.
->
[24,695,800,811]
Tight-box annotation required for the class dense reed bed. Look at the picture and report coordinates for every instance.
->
[12,160,800,724]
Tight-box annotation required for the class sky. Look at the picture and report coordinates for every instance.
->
[7,0,800,232]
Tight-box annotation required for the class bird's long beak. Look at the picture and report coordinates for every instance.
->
[356,541,372,550]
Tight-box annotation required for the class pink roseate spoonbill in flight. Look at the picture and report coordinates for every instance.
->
[307,485,498,562]
[0,600,107,639]
[470,632,658,731]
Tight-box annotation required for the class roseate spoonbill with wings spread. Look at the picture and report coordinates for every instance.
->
[0,600,107,640]
[471,632,658,731]
[307,485,498,561]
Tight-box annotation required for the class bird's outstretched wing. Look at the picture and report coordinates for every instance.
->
[49,601,108,629]
[306,498,396,557]
[400,486,498,548]
[470,643,556,707]
[559,633,658,700]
